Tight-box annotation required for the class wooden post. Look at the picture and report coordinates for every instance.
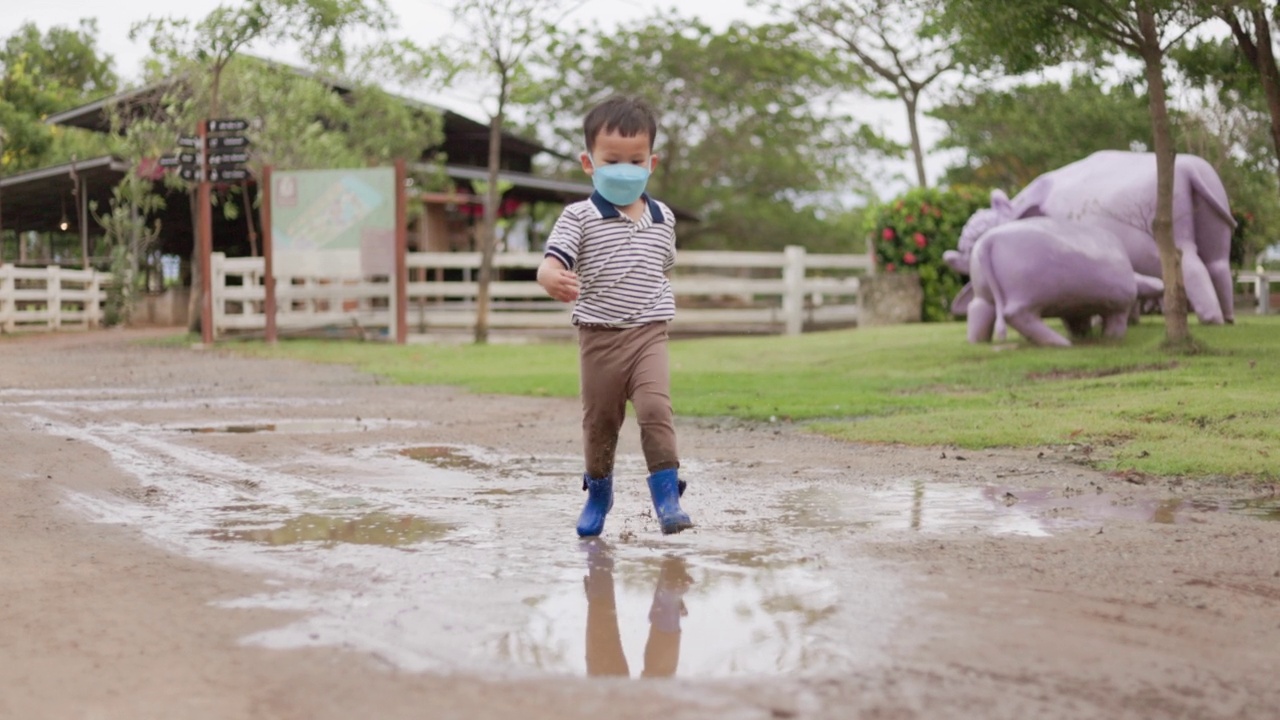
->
[47,266,62,331]
[394,159,408,344]
[0,264,11,333]
[782,245,806,336]
[88,270,102,328]
[262,165,277,344]
[79,174,90,269]
[198,119,214,345]
[210,252,225,333]
[1261,274,1272,315]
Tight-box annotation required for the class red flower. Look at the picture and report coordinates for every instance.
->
[913,232,927,248]
[882,227,895,241]
[885,262,896,272]
[905,215,915,223]
[903,252,917,265]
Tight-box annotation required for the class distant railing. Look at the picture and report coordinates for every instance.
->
[1235,270,1280,315]
[0,264,108,333]
[211,246,874,339]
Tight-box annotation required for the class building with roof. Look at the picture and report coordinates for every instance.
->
[1,66,692,274]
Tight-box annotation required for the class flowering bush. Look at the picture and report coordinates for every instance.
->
[865,185,990,322]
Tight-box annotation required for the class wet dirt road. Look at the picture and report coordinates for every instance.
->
[1,330,1278,719]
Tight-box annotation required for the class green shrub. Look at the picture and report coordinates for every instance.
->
[865,186,989,322]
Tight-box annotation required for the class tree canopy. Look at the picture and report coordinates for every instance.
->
[533,16,885,252]
[764,0,958,189]
[931,75,1152,190]
[0,20,118,172]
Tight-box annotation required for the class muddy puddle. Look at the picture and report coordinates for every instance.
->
[205,512,455,547]
[37,409,1278,679]
[175,418,417,434]
[786,481,1246,537]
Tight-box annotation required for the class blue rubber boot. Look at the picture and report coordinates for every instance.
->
[576,474,614,537]
[647,468,693,535]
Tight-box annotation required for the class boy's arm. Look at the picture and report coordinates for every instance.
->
[537,255,579,303]
[540,208,582,303]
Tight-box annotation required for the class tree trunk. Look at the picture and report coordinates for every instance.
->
[1138,8,1192,349]
[1248,8,1280,189]
[474,111,503,345]
[186,190,202,333]
[242,180,259,257]
[904,93,928,188]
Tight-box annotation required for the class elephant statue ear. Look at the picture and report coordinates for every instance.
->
[1009,176,1053,219]
[991,189,1013,219]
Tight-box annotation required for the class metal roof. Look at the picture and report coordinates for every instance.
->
[42,62,565,161]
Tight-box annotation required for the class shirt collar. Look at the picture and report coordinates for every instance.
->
[589,191,664,223]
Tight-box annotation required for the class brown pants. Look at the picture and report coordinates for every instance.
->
[578,321,678,478]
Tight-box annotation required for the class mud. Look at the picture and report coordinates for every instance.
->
[1,329,1278,719]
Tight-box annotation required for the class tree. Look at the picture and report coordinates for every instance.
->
[534,16,886,252]
[1171,37,1280,265]
[446,0,578,345]
[931,75,1154,189]
[0,20,118,172]
[91,173,166,325]
[938,0,1206,350]
[113,56,442,256]
[133,0,399,122]
[762,0,958,188]
[1204,1,1280,187]
[130,0,408,334]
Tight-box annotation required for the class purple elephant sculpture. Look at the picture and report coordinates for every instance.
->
[952,217,1165,346]
[944,151,1236,324]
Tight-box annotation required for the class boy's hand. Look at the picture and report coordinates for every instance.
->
[537,259,580,302]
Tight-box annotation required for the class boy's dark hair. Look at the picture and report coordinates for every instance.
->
[583,95,659,153]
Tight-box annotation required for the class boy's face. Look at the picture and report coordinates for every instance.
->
[581,128,658,177]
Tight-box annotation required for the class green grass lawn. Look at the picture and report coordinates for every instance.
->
[226,316,1280,480]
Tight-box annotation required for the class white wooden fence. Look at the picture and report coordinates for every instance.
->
[212,246,873,339]
[1234,270,1280,315]
[0,264,107,333]
[5,260,1273,337]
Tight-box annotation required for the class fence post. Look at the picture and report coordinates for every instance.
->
[782,245,806,336]
[210,252,225,337]
[47,266,62,331]
[0,265,12,333]
[88,270,102,328]
[1261,275,1272,315]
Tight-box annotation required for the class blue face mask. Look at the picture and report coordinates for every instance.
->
[589,155,651,207]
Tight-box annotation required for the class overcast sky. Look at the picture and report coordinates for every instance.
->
[2,1,772,86]
[2,0,943,197]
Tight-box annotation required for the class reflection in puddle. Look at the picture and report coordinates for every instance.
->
[176,418,408,435]
[1228,497,1280,521]
[207,512,454,547]
[785,480,1252,537]
[496,543,844,678]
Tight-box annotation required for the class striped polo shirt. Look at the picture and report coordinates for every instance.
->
[544,192,677,328]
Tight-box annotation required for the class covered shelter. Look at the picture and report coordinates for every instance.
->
[0,157,128,267]
[4,64,696,276]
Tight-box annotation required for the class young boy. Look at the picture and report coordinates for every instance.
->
[537,95,693,537]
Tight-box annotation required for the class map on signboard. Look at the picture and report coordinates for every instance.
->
[271,167,396,278]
